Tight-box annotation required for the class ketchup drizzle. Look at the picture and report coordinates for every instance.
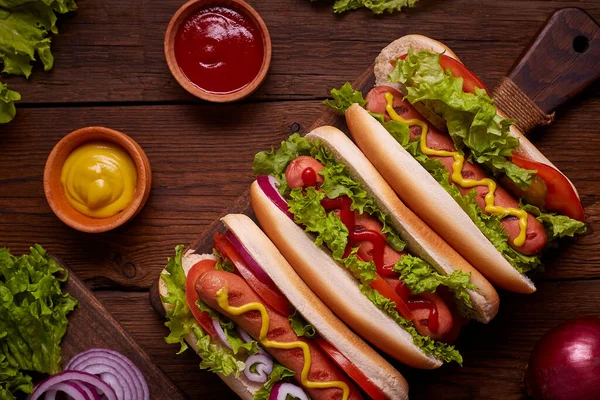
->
[317,184,440,333]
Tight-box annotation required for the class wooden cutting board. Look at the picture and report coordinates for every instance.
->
[55,258,186,400]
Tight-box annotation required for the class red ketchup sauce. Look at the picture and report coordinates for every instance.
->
[301,167,318,187]
[318,187,440,333]
[174,6,264,94]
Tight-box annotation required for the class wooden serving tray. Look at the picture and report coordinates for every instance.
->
[56,259,186,400]
[149,8,600,399]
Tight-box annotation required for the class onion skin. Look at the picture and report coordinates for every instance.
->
[525,316,600,400]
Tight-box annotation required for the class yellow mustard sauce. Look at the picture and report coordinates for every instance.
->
[216,286,350,399]
[61,142,137,219]
[384,92,527,247]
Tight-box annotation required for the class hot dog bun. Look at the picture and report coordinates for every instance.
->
[374,34,578,196]
[158,252,260,400]
[159,214,409,399]
[251,125,500,368]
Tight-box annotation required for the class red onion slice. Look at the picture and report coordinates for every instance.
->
[269,382,309,400]
[211,318,232,349]
[28,371,117,400]
[256,175,293,220]
[225,230,277,288]
[43,382,90,400]
[237,326,254,344]
[244,354,274,383]
[65,348,149,400]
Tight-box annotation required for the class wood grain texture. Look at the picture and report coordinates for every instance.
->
[56,261,185,400]
[506,8,600,114]
[2,1,600,399]
[2,0,599,104]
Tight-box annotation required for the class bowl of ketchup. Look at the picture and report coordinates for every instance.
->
[165,0,271,102]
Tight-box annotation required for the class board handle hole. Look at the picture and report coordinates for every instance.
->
[573,35,589,53]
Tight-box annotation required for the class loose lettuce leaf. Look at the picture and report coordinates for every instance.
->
[323,82,367,114]
[161,246,246,376]
[360,284,462,364]
[522,204,586,241]
[389,48,536,188]
[288,310,316,338]
[312,0,419,14]
[253,363,296,400]
[0,245,77,399]
[0,83,20,124]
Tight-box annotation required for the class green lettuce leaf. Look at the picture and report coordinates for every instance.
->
[522,204,586,241]
[161,246,246,376]
[0,83,20,124]
[323,82,367,114]
[253,363,296,400]
[389,48,536,188]
[314,0,419,14]
[288,310,316,338]
[394,254,476,307]
[0,245,77,399]
[360,284,462,364]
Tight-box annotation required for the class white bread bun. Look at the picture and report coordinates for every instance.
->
[346,105,536,293]
[158,253,260,400]
[221,214,409,398]
[374,34,579,196]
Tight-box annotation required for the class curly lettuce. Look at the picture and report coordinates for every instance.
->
[0,245,77,399]
[522,204,586,241]
[389,48,536,189]
[0,83,20,124]
[310,0,420,14]
[0,0,77,123]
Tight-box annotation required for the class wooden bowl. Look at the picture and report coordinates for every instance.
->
[44,127,152,233]
[164,0,272,102]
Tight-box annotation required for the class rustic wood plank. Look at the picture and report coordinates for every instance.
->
[3,0,599,104]
[1,94,599,288]
[98,279,600,399]
[56,261,185,400]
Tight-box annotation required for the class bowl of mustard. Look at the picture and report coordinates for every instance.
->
[44,127,152,233]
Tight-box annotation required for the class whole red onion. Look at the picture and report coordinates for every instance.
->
[525,316,600,400]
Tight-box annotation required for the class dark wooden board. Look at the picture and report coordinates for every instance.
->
[55,259,185,400]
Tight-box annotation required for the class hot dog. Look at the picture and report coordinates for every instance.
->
[251,125,500,369]
[159,214,408,400]
[334,35,586,294]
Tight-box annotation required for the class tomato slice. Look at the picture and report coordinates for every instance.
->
[370,274,413,321]
[511,154,585,221]
[186,259,218,338]
[313,337,387,400]
[398,53,488,95]
[213,233,294,316]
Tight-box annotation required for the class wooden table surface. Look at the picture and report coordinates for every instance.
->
[2,1,600,399]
